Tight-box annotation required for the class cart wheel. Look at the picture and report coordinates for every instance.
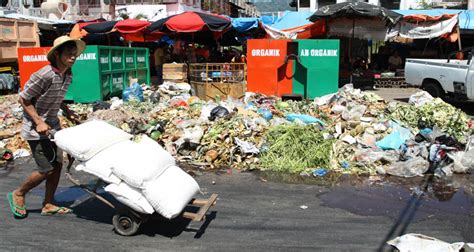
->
[112,213,141,236]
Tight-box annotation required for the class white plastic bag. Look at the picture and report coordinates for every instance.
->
[142,165,200,219]
[55,120,132,161]
[104,182,155,214]
[384,157,429,178]
[111,135,175,188]
[387,233,474,252]
[447,149,474,173]
[408,91,434,107]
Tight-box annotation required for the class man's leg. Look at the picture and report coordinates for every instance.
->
[12,171,48,215]
[42,163,63,212]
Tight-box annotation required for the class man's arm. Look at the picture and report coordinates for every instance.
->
[60,102,81,125]
[19,96,50,135]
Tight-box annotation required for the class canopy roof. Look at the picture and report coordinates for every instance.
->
[395,9,474,30]
[309,2,402,25]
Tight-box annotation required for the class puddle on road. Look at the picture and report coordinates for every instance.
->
[256,171,474,221]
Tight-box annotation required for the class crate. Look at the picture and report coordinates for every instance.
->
[163,63,187,80]
[188,63,246,101]
[0,18,40,63]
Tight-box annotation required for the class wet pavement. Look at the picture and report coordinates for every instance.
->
[0,157,472,251]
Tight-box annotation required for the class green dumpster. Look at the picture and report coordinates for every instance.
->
[293,39,339,99]
[64,45,150,103]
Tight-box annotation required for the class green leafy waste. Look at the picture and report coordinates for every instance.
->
[389,98,472,141]
[259,124,334,174]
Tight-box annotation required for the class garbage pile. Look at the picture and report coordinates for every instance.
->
[0,95,30,164]
[1,84,473,178]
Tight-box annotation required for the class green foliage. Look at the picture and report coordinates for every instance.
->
[260,124,334,174]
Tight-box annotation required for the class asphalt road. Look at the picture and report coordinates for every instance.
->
[0,158,472,251]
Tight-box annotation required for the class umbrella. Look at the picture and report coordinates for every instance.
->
[148,11,231,34]
[83,20,118,34]
[79,19,162,42]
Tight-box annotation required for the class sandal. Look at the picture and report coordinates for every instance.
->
[6,192,27,218]
[41,206,73,216]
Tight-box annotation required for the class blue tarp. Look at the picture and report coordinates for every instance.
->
[395,9,474,30]
[231,17,261,32]
[270,11,313,30]
[261,15,279,26]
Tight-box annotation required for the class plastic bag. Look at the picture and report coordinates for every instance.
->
[376,123,412,150]
[408,91,433,107]
[122,82,144,102]
[447,149,474,173]
[257,108,273,121]
[387,233,474,252]
[286,114,325,126]
[92,101,111,111]
[209,106,229,121]
[341,105,367,121]
[384,157,429,177]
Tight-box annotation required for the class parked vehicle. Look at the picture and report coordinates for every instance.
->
[404,48,474,102]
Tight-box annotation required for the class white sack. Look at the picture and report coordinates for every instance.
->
[104,182,155,214]
[143,165,200,219]
[55,120,132,161]
[73,141,135,184]
[111,135,175,188]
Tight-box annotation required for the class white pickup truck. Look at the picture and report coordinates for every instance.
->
[404,51,474,101]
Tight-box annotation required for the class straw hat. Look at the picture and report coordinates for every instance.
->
[47,35,86,62]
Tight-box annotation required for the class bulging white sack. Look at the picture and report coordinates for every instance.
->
[104,182,155,214]
[55,120,132,161]
[143,165,200,219]
[74,141,135,185]
[111,135,176,188]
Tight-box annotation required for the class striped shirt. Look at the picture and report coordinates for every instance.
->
[20,65,72,140]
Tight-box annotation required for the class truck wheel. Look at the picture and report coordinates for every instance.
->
[424,82,444,98]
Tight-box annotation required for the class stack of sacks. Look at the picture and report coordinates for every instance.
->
[55,120,200,219]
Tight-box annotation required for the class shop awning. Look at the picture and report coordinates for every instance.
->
[395,9,474,30]
[388,13,459,41]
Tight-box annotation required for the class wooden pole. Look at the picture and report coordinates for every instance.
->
[456,23,462,51]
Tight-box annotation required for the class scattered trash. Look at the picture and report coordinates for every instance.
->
[312,168,328,177]
[13,148,30,159]
[209,106,230,121]
[123,82,144,102]
[1,148,13,161]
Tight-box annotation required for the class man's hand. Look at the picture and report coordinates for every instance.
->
[36,121,51,135]
[61,103,81,125]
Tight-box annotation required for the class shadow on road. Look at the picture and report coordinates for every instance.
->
[140,208,217,238]
[377,175,434,252]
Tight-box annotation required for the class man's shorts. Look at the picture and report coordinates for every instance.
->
[27,139,63,174]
